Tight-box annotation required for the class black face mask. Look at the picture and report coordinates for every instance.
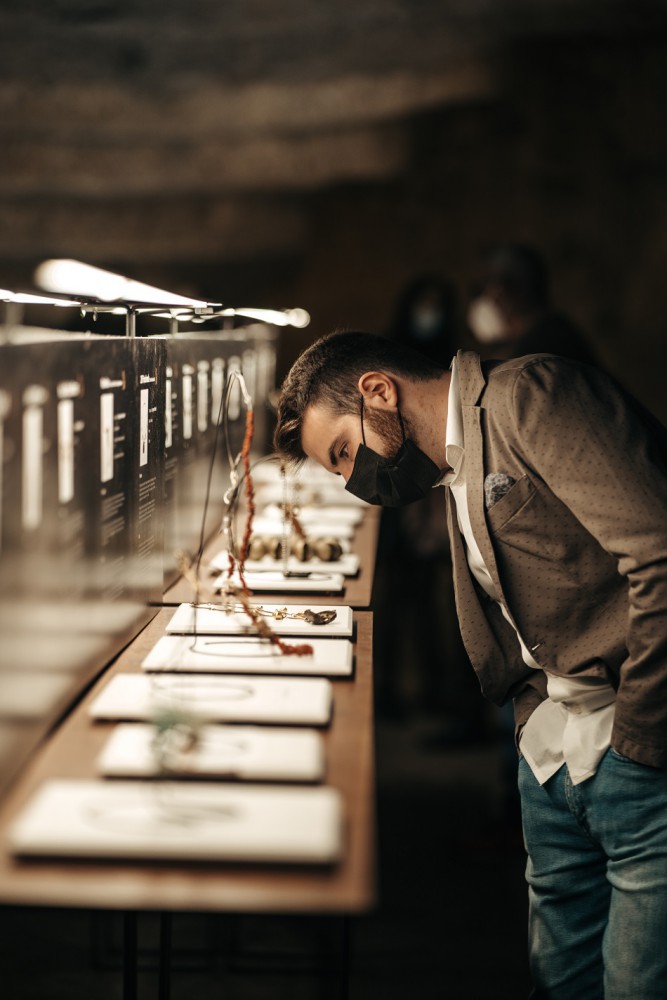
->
[344,398,441,506]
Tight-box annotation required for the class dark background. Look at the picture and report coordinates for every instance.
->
[1,4,667,997]
[2,1,667,415]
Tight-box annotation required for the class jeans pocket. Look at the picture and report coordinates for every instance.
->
[608,746,637,765]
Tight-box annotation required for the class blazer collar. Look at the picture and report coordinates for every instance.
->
[451,350,507,606]
[453,350,487,407]
[445,489,517,702]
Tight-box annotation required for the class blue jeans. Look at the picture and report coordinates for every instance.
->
[518,748,667,999]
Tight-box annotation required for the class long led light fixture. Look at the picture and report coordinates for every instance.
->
[32,259,310,330]
[35,259,220,309]
[156,306,311,328]
[221,307,311,328]
[0,288,81,308]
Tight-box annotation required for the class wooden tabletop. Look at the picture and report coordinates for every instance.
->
[0,609,375,915]
[163,507,381,609]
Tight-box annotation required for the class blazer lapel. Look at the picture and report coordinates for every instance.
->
[455,351,508,605]
[446,488,516,703]
[461,405,507,602]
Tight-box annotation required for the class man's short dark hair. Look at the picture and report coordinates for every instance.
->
[274,330,445,465]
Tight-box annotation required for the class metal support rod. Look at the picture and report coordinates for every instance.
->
[126,309,137,338]
[1,300,22,341]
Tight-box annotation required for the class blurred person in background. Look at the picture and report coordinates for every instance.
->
[467,242,598,366]
[374,274,490,746]
[467,242,601,830]
[387,272,458,366]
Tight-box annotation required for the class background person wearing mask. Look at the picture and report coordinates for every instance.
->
[467,242,598,365]
[373,274,489,746]
[466,242,601,826]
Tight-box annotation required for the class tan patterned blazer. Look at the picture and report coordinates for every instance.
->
[446,350,667,768]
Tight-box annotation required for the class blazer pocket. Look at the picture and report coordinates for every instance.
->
[485,474,536,532]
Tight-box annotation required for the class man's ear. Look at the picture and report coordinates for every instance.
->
[357,371,399,409]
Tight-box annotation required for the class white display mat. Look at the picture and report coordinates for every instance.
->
[209,543,358,575]
[142,635,354,677]
[252,458,365,499]
[252,462,366,506]
[97,724,325,782]
[8,779,343,864]
[262,503,364,527]
[89,673,333,726]
[255,486,365,508]
[214,570,345,594]
[307,486,366,506]
[166,602,354,638]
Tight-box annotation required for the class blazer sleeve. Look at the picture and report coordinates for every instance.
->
[510,357,667,767]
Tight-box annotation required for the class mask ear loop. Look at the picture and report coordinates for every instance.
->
[396,407,407,444]
[359,395,367,446]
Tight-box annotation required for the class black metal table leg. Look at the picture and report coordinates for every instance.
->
[339,915,351,1000]
[158,911,173,1000]
[122,911,138,1000]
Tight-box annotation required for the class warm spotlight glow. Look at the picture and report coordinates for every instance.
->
[0,289,80,307]
[285,308,311,328]
[35,259,219,309]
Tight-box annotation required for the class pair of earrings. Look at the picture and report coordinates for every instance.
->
[247,535,344,563]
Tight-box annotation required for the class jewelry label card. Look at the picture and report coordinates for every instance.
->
[89,673,333,725]
[9,779,343,864]
[142,635,353,677]
[97,723,325,781]
[166,602,354,637]
[240,554,360,577]
[215,570,345,594]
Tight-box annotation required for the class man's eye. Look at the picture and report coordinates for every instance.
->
[339,446,348,460]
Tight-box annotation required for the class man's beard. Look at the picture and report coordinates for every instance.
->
[363,407,408,456]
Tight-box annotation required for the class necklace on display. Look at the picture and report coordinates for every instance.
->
[199,602,337,626]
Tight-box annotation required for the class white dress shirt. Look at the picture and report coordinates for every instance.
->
[440,358,615,785]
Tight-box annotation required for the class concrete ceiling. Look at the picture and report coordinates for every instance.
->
[1,0,666,271]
